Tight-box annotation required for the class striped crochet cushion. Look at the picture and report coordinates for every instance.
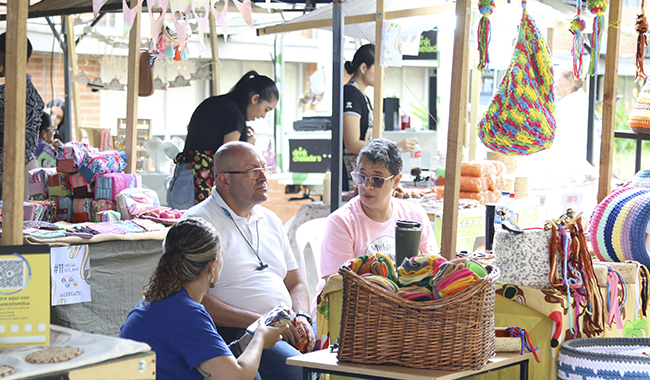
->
[477,2,556,156]
[558,337,650,379]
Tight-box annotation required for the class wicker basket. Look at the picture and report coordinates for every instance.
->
[337,265,499,371]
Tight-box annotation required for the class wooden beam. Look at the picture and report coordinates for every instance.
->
[2,0,28,245]
[64,15,82,142]
[124,0,141,174]
[597,0,622,202]
[440,0,472,260]
[372,0,385,139]
[258,4,455,36]
[209,10,221,96]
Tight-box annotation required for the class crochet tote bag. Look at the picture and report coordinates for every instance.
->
[477,0,556,156]
[629,79,650,135]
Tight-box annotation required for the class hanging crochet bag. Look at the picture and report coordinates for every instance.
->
[477,0,556,155]
[629,79,650,135]
[492,227,555,288]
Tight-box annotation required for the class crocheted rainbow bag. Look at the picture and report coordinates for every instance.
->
[558,337,650,379]
[629,79,650,135]
[477,0,556,156]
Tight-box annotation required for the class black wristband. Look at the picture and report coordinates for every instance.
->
[295,311,312,325]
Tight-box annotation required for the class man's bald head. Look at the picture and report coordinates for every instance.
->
[214,141,257,174]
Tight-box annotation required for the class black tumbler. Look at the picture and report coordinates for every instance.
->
[395,220,422,266]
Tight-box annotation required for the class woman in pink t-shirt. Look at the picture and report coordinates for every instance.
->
[320,138,435,279]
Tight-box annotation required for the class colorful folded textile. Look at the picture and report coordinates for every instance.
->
[77,150,128,183]
[94,173,140,201]
[347,253,397,282]
[113,220,146,234]
[47,172,72,197]
[97,210,121,222]
[70,173,93,198]
[92,199,116,221]
[83,222,126,235]
[131,218,165,231]
[60,141,97,172]
[52,196,73,222]
[72,198,93,223]
[397,285,435,301]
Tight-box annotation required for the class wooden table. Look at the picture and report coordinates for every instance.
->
[287,350,533,380]
[21,351,156,380]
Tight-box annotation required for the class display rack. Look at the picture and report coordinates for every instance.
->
[114,118,153,172]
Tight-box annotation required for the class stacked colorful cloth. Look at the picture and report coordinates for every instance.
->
[430,258,488,299]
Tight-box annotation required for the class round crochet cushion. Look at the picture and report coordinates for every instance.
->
[589,186,636,261]
[558,337,650,379]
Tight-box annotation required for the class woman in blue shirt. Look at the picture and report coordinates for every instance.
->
[120,218,286,380]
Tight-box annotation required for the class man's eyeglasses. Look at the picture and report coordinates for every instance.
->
[350,172,395,188]
[222,166,273,179]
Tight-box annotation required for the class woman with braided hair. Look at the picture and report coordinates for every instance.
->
[120,218,287,380]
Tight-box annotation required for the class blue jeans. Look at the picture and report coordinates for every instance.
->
[167,164,194,210]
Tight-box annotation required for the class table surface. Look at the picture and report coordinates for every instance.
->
[20,351,156,380]
[287,350,533,380]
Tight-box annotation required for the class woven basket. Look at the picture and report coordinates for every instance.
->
[629,80,650,135]
[337,265,499,371]
[558,337,650,379]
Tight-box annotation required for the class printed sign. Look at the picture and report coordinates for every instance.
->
[288,139,331,173]
[50,245,91,306]
[0,245,50,347]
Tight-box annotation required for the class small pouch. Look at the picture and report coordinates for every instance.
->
[52,196,73,222]
[97,210,121,222]
[72,198,93,223]
[70,173,93,198]
[47,172,72,198]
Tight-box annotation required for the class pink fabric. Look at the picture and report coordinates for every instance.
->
[320,196,435,278]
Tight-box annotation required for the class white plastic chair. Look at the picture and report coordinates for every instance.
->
[295,217,328,302]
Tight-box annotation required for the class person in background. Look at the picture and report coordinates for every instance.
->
[181,142,315,380]
[34,112,54,158]
[320,138,435,278]
[45,98,66,142]
[343,44,418,191]
[120,218,287,380]
[0,32,45,201]
[168,70,278,210]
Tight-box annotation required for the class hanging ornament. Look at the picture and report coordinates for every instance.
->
[636,0,648,83]
[569,8,586,80]
[476,0,495,74]
[211,0,230,42]
[148,0,170,45]
[587,0,608,76]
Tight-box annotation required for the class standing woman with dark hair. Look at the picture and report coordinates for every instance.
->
[45,98,66,142]
[120,218,286,380]
[342,44,417,191]
[168,70,279,209]
[0,32,45,200]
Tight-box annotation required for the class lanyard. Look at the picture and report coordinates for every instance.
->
[221,207,268,271]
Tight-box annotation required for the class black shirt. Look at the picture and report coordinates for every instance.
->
[342,83,372,191]
[182,95,246,154]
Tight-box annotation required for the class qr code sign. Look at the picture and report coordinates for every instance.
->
[0,259,25,290]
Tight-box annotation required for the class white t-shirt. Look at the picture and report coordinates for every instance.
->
[320,196,435,278]
[181,188,297,315]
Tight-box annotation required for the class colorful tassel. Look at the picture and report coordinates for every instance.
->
[477,0,495,74]
[173,46,182,61]
[587,0,608,76]
[570,11,586,80]
[635,0,648,83]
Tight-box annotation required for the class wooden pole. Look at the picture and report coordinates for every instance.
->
[597,0,623,202]
[2,0,29,245]
[372,0,386,139]
[64,16,82,142]
[209,10,221,96]
[440,0,472,260]
[125,0,141,174]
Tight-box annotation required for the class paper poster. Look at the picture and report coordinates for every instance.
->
[381,22,403,67]
[50,245,91,306]
[0,245,50,347]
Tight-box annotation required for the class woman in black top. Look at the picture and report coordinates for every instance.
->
[342,44,417,191]
[168,71,278,209]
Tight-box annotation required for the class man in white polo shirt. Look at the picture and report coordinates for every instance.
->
[181,141,315,380]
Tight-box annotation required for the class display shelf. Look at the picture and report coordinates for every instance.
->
[114,118,153,172]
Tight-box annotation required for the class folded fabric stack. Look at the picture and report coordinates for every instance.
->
[430,258,487,299]
[77,150,128,183]
[96,210,121,222]
[28,168,57,200]
[58,142,96,173]
[95,173,140,201]
[47,172,72,198]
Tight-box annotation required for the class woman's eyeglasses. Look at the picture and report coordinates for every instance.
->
[350,172,395,188]
[223,166,273,179]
